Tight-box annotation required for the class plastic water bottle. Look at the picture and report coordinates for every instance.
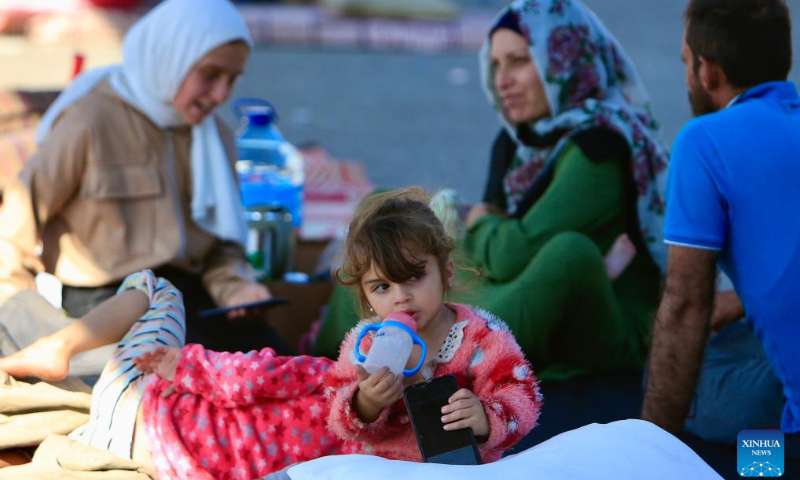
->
[354,312,427,377]
[234,98,305,228]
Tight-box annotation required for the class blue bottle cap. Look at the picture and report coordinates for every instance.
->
[247,106,275,127]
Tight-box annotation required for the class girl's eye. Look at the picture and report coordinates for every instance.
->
[512,55,529,65]
[373,283,390,293]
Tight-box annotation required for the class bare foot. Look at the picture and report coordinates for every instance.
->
[605,234,637,280]
[0,337,71,381]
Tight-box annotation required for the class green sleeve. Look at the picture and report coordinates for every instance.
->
[313,283,360,358]
[462,141,625,282]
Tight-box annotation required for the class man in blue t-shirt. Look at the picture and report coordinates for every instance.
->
[642,0,800,453]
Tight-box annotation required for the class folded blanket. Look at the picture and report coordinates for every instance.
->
[0,372,155,479]
[0,371,91,450]
[0,434,154,480]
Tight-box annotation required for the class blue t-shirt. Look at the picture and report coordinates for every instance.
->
[665,81,800,433]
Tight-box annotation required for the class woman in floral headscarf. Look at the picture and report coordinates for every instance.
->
[314,0,666,381]
[459,0,668,380]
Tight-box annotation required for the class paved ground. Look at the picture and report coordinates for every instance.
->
[232,0,800,200]
[3,0,800,201]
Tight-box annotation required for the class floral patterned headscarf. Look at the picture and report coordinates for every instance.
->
[480,0,668,272]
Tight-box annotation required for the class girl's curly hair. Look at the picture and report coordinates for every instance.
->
[335,188,456,314]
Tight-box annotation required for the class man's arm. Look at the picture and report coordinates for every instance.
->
[641,245,718,434]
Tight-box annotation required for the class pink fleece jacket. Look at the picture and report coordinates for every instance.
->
[325,303,543,463]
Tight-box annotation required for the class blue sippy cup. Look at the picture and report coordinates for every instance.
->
[354,312,427,377]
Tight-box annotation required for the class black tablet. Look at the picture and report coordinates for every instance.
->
[196,297,289,319]
[403,374,482,465]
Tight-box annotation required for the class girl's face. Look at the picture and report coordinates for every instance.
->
[360,254,455,334]
[173,41,249,125]
[490,28,550,124]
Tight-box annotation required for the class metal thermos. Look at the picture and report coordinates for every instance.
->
[244,205,295,280]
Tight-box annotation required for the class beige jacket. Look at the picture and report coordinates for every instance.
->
[0,81,256,305]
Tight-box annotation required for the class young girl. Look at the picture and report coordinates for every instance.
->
[0,188,542,480]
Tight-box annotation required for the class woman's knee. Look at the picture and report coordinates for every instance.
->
[513,232,605,290]
[538,232,605,271]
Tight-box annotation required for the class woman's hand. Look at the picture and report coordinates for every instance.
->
[441,388,490,438]
[224,283,271,321]
[133,346,181,382]
[465,202,506,228]
[711,290,745,333]
[353,365,404,423]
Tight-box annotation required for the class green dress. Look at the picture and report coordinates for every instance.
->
[313,138,661,381]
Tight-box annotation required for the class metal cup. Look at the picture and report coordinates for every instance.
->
[244,204,295,280]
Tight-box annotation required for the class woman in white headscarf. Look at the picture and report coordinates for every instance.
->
[0,0,291,354]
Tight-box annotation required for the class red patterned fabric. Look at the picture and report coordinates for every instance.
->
[144,347,360,480]
[142,304,541,479]
[85,0,147,8]
[299,145,374,240]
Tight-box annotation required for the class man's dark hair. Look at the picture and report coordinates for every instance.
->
[684,0,792,88]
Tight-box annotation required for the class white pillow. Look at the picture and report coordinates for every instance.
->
[281,420,722,480]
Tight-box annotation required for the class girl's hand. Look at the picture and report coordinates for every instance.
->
[441,388,490,438]
[133,346,181,382]
[353,365,404,422]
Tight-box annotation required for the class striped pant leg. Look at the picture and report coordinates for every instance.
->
[70,273,186,459]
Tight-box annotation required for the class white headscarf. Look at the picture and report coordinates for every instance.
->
[37,0,252,245]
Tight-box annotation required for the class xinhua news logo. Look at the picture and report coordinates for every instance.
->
[737,429,784,477]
